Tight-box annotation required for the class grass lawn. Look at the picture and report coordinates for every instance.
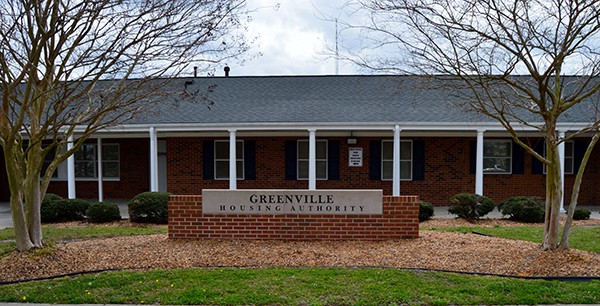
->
[1,223,599,305]
[425,224,600,253]
[0,224,167,256]
[0,268,599,305]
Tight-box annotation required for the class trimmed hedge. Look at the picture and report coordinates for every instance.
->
[498,196,545,223]
[448,193,495,221]
[40,196,90,223]
[86,202,122,223]
[573,208,592,220]
[419,201,434,222]
[128,192,171,224]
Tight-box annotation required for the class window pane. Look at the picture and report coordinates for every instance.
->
[215,142,229,159]
[298,161,308,179]
[316,161,327,179]
[298,141,308,159]
[215,161,229,179]
[102,145,119,160]
[382,141,393,160]
[483,158,511,173]
[400,161,412,180]
[75,161,95,178]
[102,161,120,178]
[400,142,412,160]
[565,142,573,157]
[484,142,510,157]
[75,144,95,161]
[382,160,393,180]
[565,157,574,174]
[316,141,327,159]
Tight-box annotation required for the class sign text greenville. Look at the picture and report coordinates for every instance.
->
[202,189,383,215]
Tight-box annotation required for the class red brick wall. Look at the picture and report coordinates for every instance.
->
[168,195,419,239]
[46,138,150,200]
[167,136,600,206]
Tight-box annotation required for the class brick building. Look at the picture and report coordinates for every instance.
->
[1,75,598,206]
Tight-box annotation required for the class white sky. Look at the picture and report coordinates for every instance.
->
[227,0,361,76]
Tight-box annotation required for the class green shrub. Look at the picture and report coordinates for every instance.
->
[498,196,545,223]
[86,202,121,223]
[42,193,63,205]
[41,197,90,223]
[448,193,495,221]
[128,192,171,224]
[419,201,434,222]
[573,208,592,220]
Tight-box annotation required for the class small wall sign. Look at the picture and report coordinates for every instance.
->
[348,147,363,167]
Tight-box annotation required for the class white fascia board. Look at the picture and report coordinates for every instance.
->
[72,121,593,134]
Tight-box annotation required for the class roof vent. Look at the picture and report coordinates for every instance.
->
[224,66,230,77]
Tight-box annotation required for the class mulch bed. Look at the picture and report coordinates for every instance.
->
[1,218,599,282]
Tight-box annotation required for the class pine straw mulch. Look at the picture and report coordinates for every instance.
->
[1,218,599,282]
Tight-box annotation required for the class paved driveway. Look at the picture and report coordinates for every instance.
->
[0,202,12,229]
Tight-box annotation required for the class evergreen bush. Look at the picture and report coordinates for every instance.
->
[128,192,171,224]
[86,202,121,223]
[419,201,434,222]
[498,196,545,223]
[448,193,495,221]
[573,208,592,220]
[40,197,90,223]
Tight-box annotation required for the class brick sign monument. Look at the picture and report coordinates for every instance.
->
[168,190,419,240]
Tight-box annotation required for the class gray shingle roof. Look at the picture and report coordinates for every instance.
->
[128,75,596,125]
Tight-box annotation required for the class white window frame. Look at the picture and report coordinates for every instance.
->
[214,140,244,180]
[297,139,328,180]
[543,141,574,175]
[381,140,413,181]
[483,140,512,174]
[74,143,120,180]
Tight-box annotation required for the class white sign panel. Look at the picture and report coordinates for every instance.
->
[348,147,363,167]
[202,189,383,215]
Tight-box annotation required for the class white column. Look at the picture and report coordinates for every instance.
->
[149,127,159,192]
[67,135,76,199]
[308,129,317,190]
[229,129,237,190]
[97,138,103,202]
[558,131,566,213]
[393,125,401,196]
[475,130,485,195]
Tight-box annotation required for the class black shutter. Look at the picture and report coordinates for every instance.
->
[328,140,340,180]
[244,140,256,180]
[469,141,476,174]
[203,140,214,180]
[284,140,297,180]
[369,140,381,180]
[413,140,425,181]
[531,140,544,174]
[512,141,524,174]
[574,141,588,174]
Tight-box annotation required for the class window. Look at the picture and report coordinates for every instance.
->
[297,140,327,180]
[543,141,574,174]
[382,140,412,180]
[483,140,512,174]
[74,144,120,179]
[214,140,244,180]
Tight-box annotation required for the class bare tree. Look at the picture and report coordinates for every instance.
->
[337,0,600,250]
[0,0,250,251]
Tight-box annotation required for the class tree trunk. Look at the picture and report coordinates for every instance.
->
[542,139,562,250]
[9,193,35,251]
[560,131,600,249]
